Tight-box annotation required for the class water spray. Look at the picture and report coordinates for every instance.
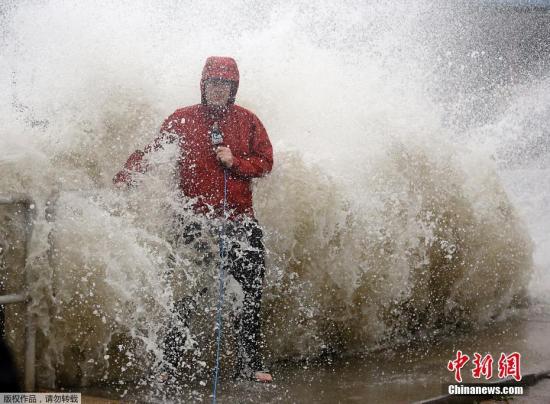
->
[210,122,226,403]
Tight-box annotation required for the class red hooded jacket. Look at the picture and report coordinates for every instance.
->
[113,57,273,219]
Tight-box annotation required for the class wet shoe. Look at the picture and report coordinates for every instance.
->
[254,371,273,383]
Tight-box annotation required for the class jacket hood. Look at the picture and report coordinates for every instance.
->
[200,56,240,105]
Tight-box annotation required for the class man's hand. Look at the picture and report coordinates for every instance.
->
[215,146,234,168]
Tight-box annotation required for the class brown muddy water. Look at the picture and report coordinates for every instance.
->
[2,2,550,403]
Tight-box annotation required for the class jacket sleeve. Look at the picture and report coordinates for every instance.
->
[113,115,179,187]
[230,114,273,178]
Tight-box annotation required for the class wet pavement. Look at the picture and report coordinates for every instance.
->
[76,302,550,403]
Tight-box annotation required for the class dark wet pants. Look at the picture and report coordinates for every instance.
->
[165,218,266,377]
[225,220,266,375]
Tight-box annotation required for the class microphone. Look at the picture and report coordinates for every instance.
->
[210,122,224,147]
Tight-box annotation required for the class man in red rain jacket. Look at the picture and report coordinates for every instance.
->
[114,56,273,383]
